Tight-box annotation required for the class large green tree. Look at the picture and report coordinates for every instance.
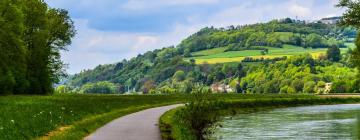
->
[0,0,75,94]
[338,0,360,74]
[0,0,27,94]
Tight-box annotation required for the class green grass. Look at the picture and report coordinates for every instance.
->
[191,47,228,57]
[189,44,354,64]
[0,94,188,140]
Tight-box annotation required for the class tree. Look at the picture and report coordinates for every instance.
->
[327,45,341,62]
[0,0,75,95]
[338,0,360,77]
[143,80,156,94]
[303,81,316,93]
[81,81,116,94]
[0,0,28,94]
[172,70,186,82]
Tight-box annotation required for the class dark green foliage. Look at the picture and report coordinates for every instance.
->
[327,45,341,62]
[179,20,352,53]
[0,0,75,95]
[338,0,360,82]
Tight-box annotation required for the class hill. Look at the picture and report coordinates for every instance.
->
[64,18,358,94]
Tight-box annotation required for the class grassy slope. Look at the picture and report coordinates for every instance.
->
[189,44,353,64]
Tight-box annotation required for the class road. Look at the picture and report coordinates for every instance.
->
[85,104,183,140]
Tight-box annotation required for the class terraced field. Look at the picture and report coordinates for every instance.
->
[188,44,353,64]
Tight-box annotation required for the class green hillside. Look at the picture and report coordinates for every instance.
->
[65,19,358,94]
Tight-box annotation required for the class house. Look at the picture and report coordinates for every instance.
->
[317,83,332,94]
[319,17,341,24]
[324,83,332,94]
[211,83,234,93]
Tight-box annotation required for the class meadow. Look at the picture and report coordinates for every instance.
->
[188,44,353,64]
[0,94,191,140]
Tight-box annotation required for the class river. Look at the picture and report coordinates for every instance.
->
[211,104,360,140]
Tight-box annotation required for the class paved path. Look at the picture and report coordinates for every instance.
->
[85,104,183,140]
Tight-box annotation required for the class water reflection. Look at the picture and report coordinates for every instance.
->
[211,104,360,140]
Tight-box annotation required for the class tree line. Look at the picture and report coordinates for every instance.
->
[0,0,75,95]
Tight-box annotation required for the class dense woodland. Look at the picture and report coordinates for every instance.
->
[0,0,75,94]
[65,19,359,94]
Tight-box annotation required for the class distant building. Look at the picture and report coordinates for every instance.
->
[211,83,234,93]
[318,17,341,24]
[324,83,333,94]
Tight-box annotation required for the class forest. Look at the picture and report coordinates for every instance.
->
[64,19,359,94]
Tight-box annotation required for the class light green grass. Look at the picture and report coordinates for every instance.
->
[191,47,228,57]
[189,44,354,64]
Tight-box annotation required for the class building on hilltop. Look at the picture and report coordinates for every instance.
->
[318,17,341,24]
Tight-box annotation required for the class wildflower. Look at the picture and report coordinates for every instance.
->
[10,120,14,123]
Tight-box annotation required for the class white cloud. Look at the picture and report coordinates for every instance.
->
[288,4,312,17]
[123,0,219,10]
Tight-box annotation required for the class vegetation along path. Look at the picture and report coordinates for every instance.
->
[85,104,183,140]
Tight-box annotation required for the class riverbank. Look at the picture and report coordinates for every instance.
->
[160,96,360,140]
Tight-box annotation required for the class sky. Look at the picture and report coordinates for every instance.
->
[45,0,345,74]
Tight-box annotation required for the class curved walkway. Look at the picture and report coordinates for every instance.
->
[85,104,183,140]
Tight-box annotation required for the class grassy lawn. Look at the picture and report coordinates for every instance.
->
[188,44,353,64]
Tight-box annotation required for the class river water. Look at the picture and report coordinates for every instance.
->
[211,104,360,140]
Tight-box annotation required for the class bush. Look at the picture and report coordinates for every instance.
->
[303,81,316,93]
[178,88,220,140]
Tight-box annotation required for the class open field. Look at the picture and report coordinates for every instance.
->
[188,44,353,64]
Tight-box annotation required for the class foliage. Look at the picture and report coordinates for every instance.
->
[241,54,358,94]
[80,81,117,94]
[338,0,360,82]
[0,0,75,95]
[327,45,341,62]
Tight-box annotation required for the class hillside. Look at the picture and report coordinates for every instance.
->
[65,18,358,94]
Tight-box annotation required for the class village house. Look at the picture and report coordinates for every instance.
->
[211,83,234,93]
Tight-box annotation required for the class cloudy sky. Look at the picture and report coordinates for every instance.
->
[45,0,345,74]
